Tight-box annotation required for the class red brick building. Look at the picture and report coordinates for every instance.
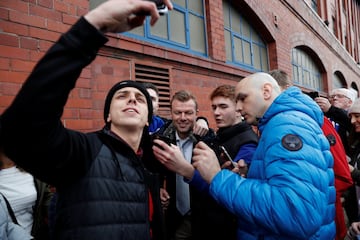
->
[1,0,360,130]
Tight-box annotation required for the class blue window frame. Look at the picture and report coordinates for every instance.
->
[223,0,269,72]
[124,0,207,56]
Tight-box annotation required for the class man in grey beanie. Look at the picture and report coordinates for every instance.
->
[0,0,173,239]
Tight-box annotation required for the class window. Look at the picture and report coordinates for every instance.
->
[311,0,318,13]
[332,71,346,89]
[126,0,207,56]
[291,48,322,91]
[223,0,269,72]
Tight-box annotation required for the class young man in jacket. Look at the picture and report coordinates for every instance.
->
[0,0,173,239]
[153,86,258,240]
[192,72,336,239]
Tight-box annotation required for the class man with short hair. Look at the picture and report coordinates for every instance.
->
[329,88,356,112]
[315,88,356,155]
[143,82,166,134]
[153,90,216,240]
[210,85,258,166]
[192,72,336,239]
[154,85,258,240]
[0,0,173,239]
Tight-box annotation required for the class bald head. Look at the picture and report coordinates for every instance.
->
[237,72,281,92]
[235,72,281,125]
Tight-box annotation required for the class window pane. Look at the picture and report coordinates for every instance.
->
[253,44,261,69]
[332,74,343,89]
[173,0,185,8]
[189,0,203,15]
[190,15,206,53]
[241,18,251,39]
[223,1,230,28]
[130,25,144,36]
[170,11,186,44]
[243,40,251,65]
[151,16,168,39]
[261,48,269,71]
[252,31,260,42]
[293,65,299,84]
[234,37,243,62]
[231,8,241,34]
[225,30,232,61]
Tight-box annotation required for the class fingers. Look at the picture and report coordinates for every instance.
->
[193,141,209,151]
[160,188,170,210]
[220,161,233,170]
[236,159,248,177]
[163,0,173,10]
[193,118,209,137]
[85,0,165,33]
[237,159,246,167]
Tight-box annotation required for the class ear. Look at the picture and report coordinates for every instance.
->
[262,83,273,100]
[106,114,111,123]
[145,122,149,127]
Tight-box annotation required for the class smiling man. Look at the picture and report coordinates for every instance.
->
[192,72,336,239]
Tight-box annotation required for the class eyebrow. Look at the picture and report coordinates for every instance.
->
[115,90,146,98]
[235,93,247,101]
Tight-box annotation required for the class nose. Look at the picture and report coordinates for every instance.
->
[213,107,220,115]
[128,93,137,104]
[236,101,243,111]
[351,115,356,124]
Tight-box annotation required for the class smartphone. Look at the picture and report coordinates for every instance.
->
[220,146,237,169]
[151,134,172,150]
[308,91,319,99]
[141,0,168,15]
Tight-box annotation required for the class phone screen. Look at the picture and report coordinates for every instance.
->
[220,146,236,169]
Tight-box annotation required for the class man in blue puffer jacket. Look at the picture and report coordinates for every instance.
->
[192,72,336,239]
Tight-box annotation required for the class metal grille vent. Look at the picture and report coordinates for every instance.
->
[135,63,171,117]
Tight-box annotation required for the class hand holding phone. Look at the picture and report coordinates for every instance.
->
[308,91,319,99]
[151,134,172,150]
[140,0,168,15]
[219,146,237,169]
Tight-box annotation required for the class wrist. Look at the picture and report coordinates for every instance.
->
[181,165,195,180]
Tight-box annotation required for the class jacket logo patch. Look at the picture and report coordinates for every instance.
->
[281,134,303,151]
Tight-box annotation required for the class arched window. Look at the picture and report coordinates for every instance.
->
[126,0,207,56]
[291,47,323,91]
[332,71,347,89]
[223,0,269,72]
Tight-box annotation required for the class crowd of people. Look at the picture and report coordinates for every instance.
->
[0,0,360,239]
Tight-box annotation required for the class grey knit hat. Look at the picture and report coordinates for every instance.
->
[349,98,360,115]
[103,80,153,125]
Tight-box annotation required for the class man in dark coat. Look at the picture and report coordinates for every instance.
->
[0,1,173,239]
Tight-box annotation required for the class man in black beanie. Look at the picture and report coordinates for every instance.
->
[0,0,173,239]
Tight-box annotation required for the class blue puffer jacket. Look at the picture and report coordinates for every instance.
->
[209,87,336,239]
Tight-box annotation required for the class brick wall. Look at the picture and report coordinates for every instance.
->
[1,0,360,131]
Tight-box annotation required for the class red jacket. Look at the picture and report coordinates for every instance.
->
[322,117,353,240]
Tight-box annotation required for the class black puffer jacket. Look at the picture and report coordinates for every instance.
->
[216,121,259,160]
[52,130,162,240]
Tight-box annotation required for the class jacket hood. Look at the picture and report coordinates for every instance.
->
[258,86,324,131]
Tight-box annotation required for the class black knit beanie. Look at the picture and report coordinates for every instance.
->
[103,80,153,125]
